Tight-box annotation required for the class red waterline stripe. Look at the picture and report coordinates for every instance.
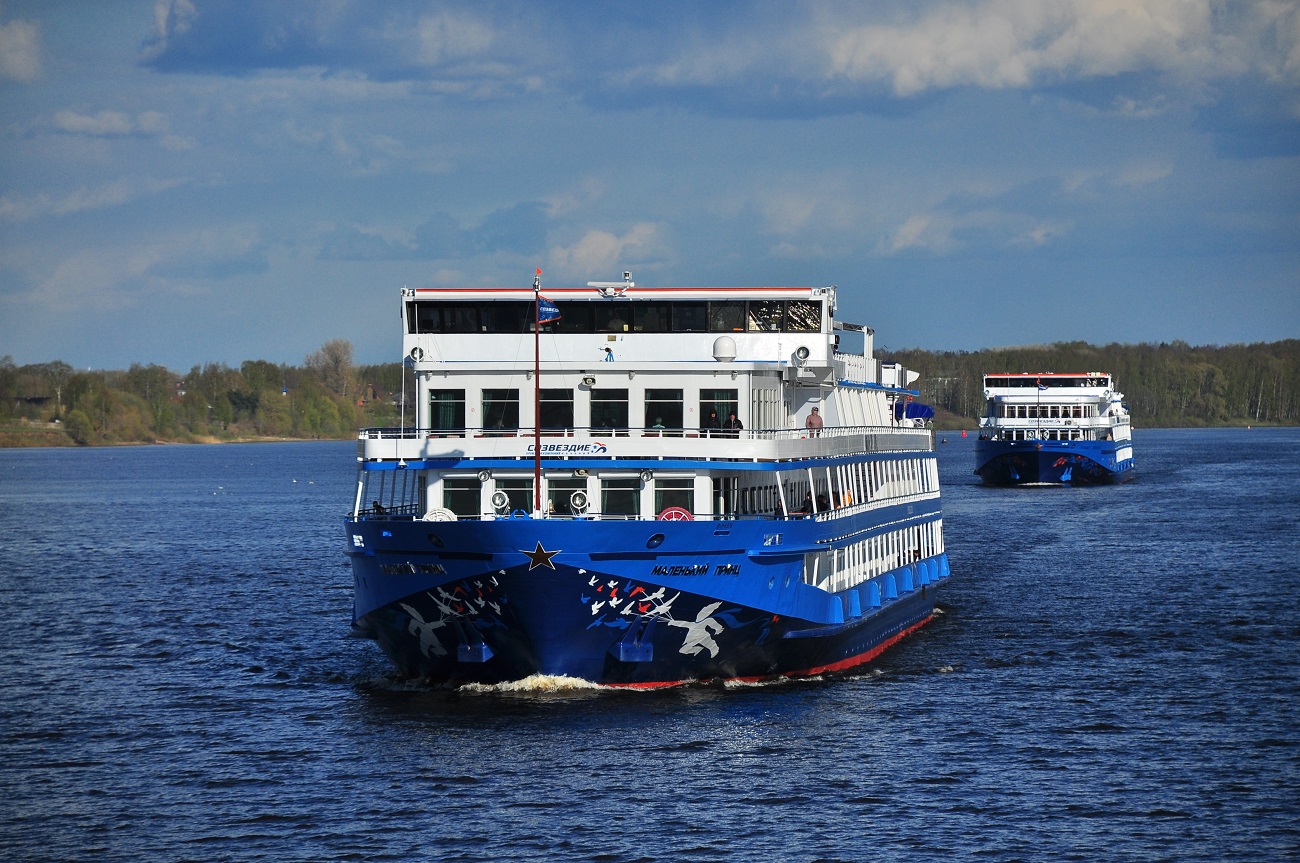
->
[606,613,937,690]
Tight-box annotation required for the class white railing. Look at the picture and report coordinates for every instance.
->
[357,424,933,464]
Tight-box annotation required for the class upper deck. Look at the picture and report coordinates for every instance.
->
[401,283,868,376]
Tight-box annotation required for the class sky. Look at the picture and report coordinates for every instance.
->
[1,1,1297,371]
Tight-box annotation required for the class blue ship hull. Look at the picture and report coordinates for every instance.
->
[346,514,950,687]
[974,439,1135,486]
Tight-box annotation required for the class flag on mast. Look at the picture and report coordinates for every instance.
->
[538,296,561,323]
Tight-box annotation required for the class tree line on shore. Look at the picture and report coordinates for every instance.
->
[2,338,1297,446]
[883,339,1300,428]
[0,339,409,446]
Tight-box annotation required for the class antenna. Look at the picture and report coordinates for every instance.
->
[587,271,634,296]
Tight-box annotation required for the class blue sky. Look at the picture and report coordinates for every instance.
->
[1,1,1297,370]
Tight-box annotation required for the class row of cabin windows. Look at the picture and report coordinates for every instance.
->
[407,299,823,335]
[804,521,944,595]
[442,476,695,518]
[985,377,1109,389]
[431,387,740,432]
[433,455,936,520]
[994,403,1098,419]
[1002,429,1092,441]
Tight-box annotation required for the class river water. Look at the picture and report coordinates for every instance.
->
[1,428,1297,862]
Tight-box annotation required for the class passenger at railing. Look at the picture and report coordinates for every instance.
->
[774,500,788,519]
[722,412,743,437]
[372,500,386,514]
[816,493,830,512]
[702,410,721,438]
[650,417,665,437]
[800,492,813,516]
[805,406,823,437]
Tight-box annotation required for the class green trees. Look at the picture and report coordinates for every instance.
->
[0,338,1295,445]
[0,338,403,445]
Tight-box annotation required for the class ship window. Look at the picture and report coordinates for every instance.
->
[553,302,594,333]
[786,301,821,332]
[709,301,745,332]
[700,389,738,433]
[747,300,784,332]
[539,389,573,433]
[428,390,465,432]
[442,477,479,518]
[410,301,479,333]
[632,303,670,332]
[495,478,534,513]
[591,388,628,432]
[481,389,519,433]
[601,477,640,517]
[547,477,587,516]
[594,303,631,333]
[654,478,694,515]
[644,389,683,434]
[486,302,530,333]
[672,302,708,332]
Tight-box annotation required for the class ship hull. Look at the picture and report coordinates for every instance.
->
[974,439,1135,486]
[346,515,949,687]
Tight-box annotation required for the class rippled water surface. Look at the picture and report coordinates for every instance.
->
[2,429,1297,862]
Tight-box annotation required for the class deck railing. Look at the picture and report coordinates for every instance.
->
[356,423,933,463]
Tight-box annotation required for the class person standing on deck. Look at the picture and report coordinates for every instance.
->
[805,406,823,437]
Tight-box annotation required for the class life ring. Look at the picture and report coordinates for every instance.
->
[422,507,456,521]
[657,506,693,521]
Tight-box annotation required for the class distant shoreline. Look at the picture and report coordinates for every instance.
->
[3,423,1294,450]
[0,429,352,449]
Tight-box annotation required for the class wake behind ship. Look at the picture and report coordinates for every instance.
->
[345,273,950,687]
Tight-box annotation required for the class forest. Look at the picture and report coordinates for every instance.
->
[0,340,407,447]
[1,338,1297,446]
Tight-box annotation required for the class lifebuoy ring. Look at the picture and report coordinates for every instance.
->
[422,507,456,521]
[657,506,693,521]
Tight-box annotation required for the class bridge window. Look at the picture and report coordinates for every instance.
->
[787,301,821,331]
[495,478,534,513]
[709,301,746,332]
[429,389,465,432]
[747,300,785,332]
[539,389,573,432]
[601,477,640,517]
[481,389,519,432]
[644,389,683,433]
[654,478,694,514]
[672,302,708,331]
[591,388,628,431]
[594,303,631,333]
[442,477,479,517]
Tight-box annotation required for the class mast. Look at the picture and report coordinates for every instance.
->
[533,268,542,516]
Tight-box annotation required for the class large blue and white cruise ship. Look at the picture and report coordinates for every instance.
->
[345,273,950,687]
[974,372,1135,485]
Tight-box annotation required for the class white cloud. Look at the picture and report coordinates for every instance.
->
[549,223,663,275]
[824,0,1222,96]
[886,214,953,254]
[0,177,186,223]
[0,14,39,81]
[415,10,495,64]
[50,109,174,138]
